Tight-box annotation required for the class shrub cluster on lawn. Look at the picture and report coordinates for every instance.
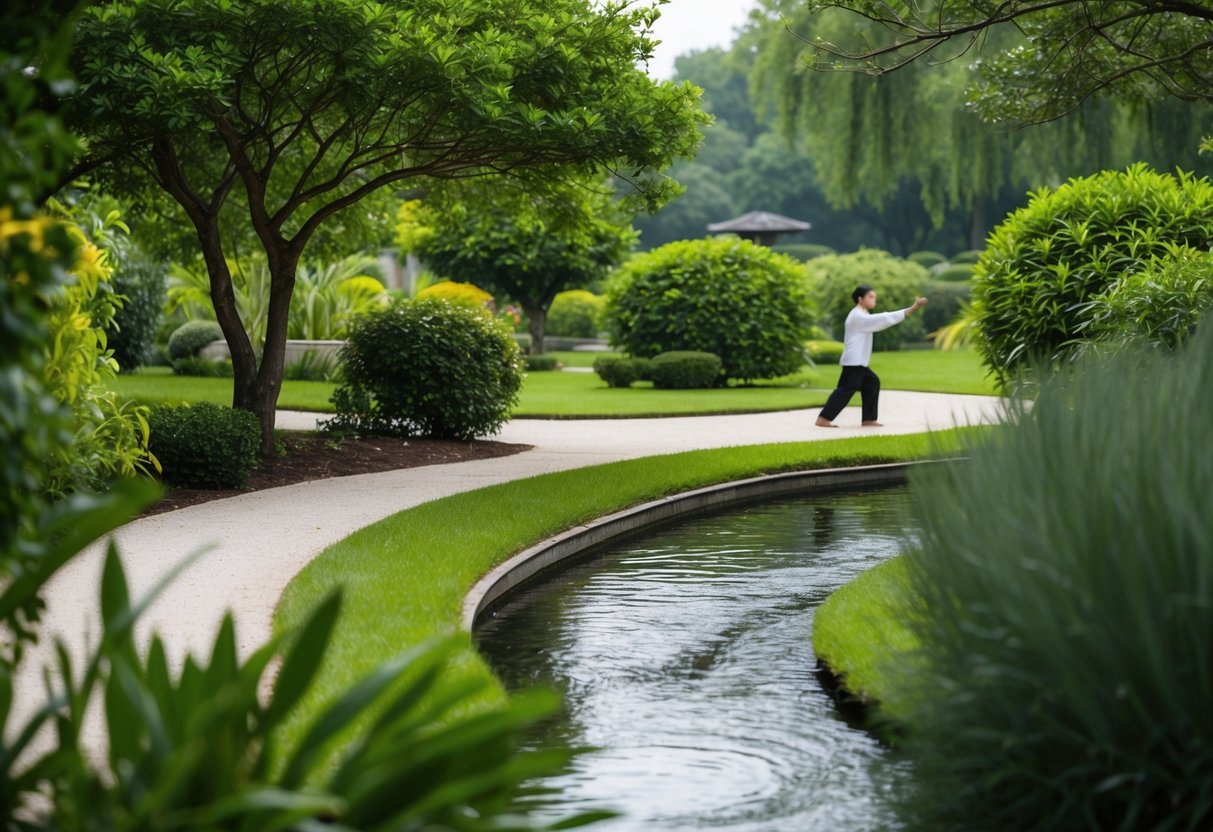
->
[649,351,722,389]
[806,248,929,350]
[546,289,603,338]
[106,255,166,371]
[886,328,1213,831]
[166,319,224,361]
[148,402,260,489]
[592,355,648,388]
[326,297,522,440]
[603,237,813,382]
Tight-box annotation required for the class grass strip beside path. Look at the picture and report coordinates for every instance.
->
[271,429,979,756]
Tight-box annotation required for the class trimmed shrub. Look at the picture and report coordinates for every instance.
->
[907,251,947,269]
[603,237,813,381]
[889,327,1213,832]
[772,243,836,262]
[593,356,640,388]
[806,248,929,350]
[417,280,493,308]
[975,164,1213,380]
[806,339,844,365]
[167,320,224,361]
[325,298,522,440]
[949,249,982,264]
[921,280,972,334]
[172,357,234,377]
[107,257,165,371]
[933,263,974,282]
[524,354,561,372]
[547,290,603,338]
[649,351,722,389]
[148,403,259,489]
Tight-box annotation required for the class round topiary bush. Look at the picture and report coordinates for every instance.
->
[546,290,603,338]
[649,351,722,389]
[908,251,948,269]
[602,238,813,382]
[975,164,1213,379]
[806,249,930,351]
[593,356,640,388]
[107,257,165,371]
[326,298,522,440]
[166,320,224,361]
[417,281,493,308]
[148,402,259,489]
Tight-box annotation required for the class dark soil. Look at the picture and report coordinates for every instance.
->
[143,433,532,517]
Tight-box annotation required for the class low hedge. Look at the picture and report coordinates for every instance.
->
[593,356,642,388]
[649,351,722,389]
[807,339,844,365]
[148,402,260,489]
[166,320,224,361]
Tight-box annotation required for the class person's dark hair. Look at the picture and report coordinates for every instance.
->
[852,284,874,304]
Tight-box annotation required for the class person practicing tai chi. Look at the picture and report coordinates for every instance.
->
[815,285,927,428]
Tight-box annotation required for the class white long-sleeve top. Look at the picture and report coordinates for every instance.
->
[839,307,906,367]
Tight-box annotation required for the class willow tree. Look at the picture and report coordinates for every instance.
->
[64,0,703,452]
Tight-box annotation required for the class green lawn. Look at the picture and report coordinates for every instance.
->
[111,348,998,417]
[271,429,980,758]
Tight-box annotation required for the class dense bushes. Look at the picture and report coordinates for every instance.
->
[547,289,603,338]
[975,164,1213,379]
[107,256,165,371]
[772,242,836,261]
[649,351,722,389]
[593,356,644,388]
[806,339,844,364]
[888,331,1213,831]
[933,263,974,282]
[921,280,972,334]
[327,298,522,440]
[167,320,224,361]
[417,280,493,308]
[806,249,929,350]
[172,357,234,377]
[148,403,260,488]
[907,250,947,268]
[603,237,813,381]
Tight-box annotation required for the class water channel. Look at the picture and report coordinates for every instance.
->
[474,485,919,831]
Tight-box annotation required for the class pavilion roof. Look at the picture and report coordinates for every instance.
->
[706,210,811,234]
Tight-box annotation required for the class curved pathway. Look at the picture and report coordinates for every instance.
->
[15,393,1003,724]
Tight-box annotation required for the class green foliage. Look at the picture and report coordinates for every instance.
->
[107,255,165,371]
[948,249,983,264]
[283,350,339,382]
[1081,246,1213,352]
[166,320,224,361]
[289,256,389,340]
[603,237,813,380]
[807,339,844,365]
[592,356,641,388]
[771,242,837,261]
[172,357,234,378]
[524,354,561,372]
[933,263,975,282]
[649,351,722,389]
[921,280,972,334]
[148,403,260,489]
[889,329,1213,831]
[416,279,494,309]
[907,250,947,268]
[974,164,1213,379]
[806,249,929,349]
[327,298,522,440]
[547,289,604,338]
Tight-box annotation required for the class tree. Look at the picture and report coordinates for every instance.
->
[65,0,704,452]
[634,163,737,249]
[783,0,1213,126]
[400,176,637,353]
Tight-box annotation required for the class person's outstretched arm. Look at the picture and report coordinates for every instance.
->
[850,297,927,333]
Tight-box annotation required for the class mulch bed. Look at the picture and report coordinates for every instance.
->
[143,433,532,517]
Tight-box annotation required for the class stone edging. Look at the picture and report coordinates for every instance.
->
[461,459,948,631]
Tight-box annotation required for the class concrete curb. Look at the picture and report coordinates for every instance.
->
[461,459,949,631]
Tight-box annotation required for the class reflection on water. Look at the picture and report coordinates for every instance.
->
[475,486,918,831]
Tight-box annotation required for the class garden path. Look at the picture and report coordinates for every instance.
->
[15,393,1003,730]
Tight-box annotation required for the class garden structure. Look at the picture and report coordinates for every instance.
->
[706,210,812,247]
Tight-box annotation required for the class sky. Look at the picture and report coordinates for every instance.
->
[644,0,760,80]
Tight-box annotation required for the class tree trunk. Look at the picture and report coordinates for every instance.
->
[195,223,260,415]
[525,304,548,355]
[248,248,300,456]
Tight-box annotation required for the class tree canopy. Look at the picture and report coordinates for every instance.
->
[64,0,704,451]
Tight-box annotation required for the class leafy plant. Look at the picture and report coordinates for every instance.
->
[172,356,235,377]
[771,243,836,261]
[326,298,522,440]
[148,403,260,488]
[805,248,929,350]
[417,280,494,308]
[974,164,1213,380]
[921,280,972,334]
[889,328,1213,831]
[547,289,604,338]
[166,258,272,349]
[907,250,947,268]
[649,351,722,389]
[289,255,388,340]
[932,263,974,283]
[603,237,813,381]
[524,354,561,372]
[284,350,339,382]
[166,320,225,361]
[592,356,641,388]
[948,249,982,264]
[107,255,166,371]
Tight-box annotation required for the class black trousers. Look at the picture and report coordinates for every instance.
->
[819,365,880,422]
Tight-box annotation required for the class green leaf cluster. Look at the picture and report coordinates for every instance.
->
[166,320,224,361]
[546,290,604,339]
[603,237,813,381]
[649,351,723,390]
[148,402,259,488]
[806,249,930,350]
[974,164,1213,379]
[327,298,522,440]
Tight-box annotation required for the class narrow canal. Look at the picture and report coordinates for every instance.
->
[475,485,918,831]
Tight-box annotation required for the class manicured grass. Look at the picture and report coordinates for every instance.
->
[812,555,918,719]
[543,349,619,368]
[271,428,982,756]
[111,348,998,417]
